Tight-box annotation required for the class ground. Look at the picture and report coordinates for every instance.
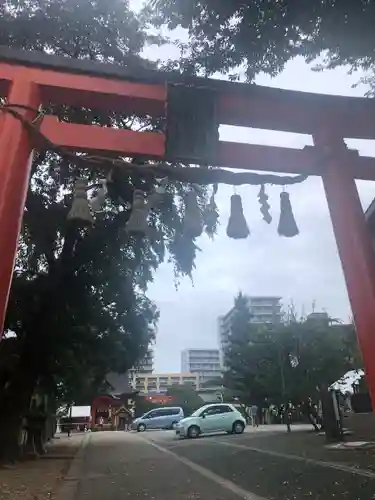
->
[0,434,83,500]
[55,425,375,500]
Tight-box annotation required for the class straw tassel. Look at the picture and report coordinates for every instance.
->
[203,186,219,237]
[277,191,299,237]
[226,194,250,239]
[258,184,272,224]
[89,178,108,213]
[67,178,93,225]
[183,190,203,238]
[148,178,168,210]
[125,189,149,234]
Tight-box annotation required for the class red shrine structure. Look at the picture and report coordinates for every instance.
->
[1,47,375,408]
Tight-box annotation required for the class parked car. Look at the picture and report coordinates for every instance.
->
[133,407,184,432]
[176,403,246,439]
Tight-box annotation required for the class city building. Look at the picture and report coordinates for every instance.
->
[128,349,154,389]
[306,312,330,326]
[129,372,199,394]
[128,349,154,383]
[181,348,222,386]
[136,349,154,373]
[218,296,282,368]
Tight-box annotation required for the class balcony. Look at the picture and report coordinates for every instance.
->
[250,307,281,314]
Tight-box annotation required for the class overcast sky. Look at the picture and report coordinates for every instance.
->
[130,0,375,372]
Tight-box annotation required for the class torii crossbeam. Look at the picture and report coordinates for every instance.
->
[1,47,375,407]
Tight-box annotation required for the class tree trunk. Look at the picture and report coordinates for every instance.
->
[0,364,38,463]
[0,417,23,463]
[320,388,344,443]
[307,412,320,432]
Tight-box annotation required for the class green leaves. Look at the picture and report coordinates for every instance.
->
[166,384,204,415]
[0,0,214,411]
[149,0,375,85]
[224,293,360,405]
[0,0,147,61]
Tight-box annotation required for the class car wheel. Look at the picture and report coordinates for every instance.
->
[171,421,178,430]
[232,421,245,435]
[187,425,200,439]
[137,423,146,432]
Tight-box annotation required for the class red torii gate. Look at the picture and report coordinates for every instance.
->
[1,47,375,406]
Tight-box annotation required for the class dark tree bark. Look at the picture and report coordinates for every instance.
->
[0,350,39,463]
[0,398,36,462]
[320,388,344,443]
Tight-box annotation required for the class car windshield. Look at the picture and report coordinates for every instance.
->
[190,407,206,417]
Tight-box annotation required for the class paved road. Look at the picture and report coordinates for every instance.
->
[59,428,375,500]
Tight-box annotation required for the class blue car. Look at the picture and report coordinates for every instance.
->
[133,406,184,432]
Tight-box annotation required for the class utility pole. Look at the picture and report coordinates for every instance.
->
[276,343,291,432]
[67,404,72,437]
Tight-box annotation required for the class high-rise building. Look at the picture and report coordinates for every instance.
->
[128,349,154,389]
[218,296,282,368]
[137,349,154,373]
[181,348,222,387]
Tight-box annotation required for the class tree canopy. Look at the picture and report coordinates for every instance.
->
[166,384,204,415]
[223,293,361,407]
[149,0,375,84]
[0,0,214,461]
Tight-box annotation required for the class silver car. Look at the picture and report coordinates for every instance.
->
[133,406,184,432]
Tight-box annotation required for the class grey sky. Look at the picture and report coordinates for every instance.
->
[130,0,375,372]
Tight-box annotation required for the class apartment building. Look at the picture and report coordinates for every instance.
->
[130,372,199,394]
[137,349,154,373]
[129,349,154,377]
[218,296,282,367]
[181,348,222,387]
